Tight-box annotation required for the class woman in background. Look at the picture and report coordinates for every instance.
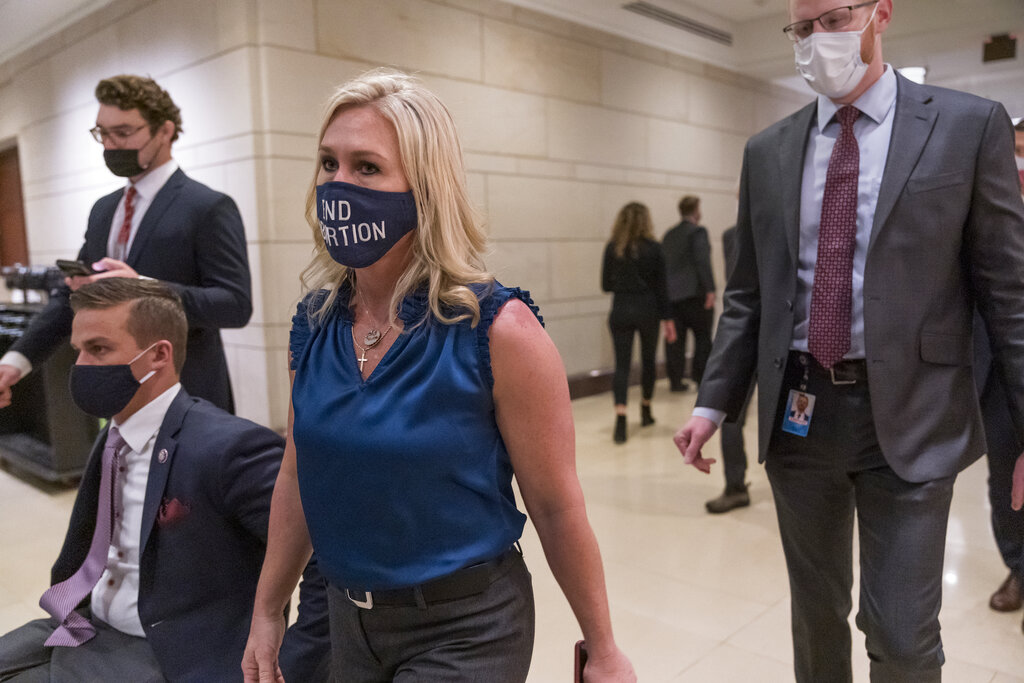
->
[601,202,675,444]
[242,69,634,682]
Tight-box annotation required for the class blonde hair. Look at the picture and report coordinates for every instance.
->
[609,202,655,258]
[301,68,491,326]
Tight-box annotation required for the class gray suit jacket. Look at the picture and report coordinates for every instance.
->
[697,73,1024,483]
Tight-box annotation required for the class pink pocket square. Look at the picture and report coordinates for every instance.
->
[157,497,191,526]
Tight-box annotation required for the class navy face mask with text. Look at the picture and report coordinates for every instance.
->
[316,181,418,269]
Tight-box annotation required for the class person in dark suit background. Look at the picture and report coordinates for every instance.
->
[0,278,328,681]
[705,224,754,514]
[0,74,250,414]
[661,195,715,392]
[602,202,677,444]
[674,0,1024,680]
[975,307,1024,627]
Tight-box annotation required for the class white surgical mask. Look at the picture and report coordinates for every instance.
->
[793,3,878,100]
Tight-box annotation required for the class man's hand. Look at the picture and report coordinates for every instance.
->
[66,257,140,292]
[0,364,23,409]
[1012,452,1024,511]
[704,292,716,310]
[673,416,718,473]
[662,319,677,344]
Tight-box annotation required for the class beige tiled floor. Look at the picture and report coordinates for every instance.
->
[1,381,1023,682]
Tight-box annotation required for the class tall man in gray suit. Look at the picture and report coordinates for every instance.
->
[674,0,1024,680]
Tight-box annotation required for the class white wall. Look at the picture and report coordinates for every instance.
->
[0,0,807,429]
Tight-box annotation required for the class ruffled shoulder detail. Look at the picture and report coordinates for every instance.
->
[475,281,544,390]
[289,288,352,371]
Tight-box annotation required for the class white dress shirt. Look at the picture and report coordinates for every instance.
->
[90,382,181,636]
[105,159,179,261]
[694,66,897,427]
[0,160,179,378]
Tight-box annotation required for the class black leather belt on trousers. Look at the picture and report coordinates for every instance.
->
[791,351,869,385]
[344,546,520,609]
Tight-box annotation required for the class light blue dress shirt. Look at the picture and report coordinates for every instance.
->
[791,65,897,357]
[694,66,897,427]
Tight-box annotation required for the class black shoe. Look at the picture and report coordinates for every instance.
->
[641,404,655,427]
[669,381,691,393]
[613,415,627,444]
[705,486,750,514]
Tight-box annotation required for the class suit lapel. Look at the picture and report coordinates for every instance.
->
[869,75,937,252]
[778,103,816,265]
[127,169,186,266]
[139,389,191,553]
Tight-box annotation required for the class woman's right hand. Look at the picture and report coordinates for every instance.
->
[583,645,637,682]
[241,612,287,683]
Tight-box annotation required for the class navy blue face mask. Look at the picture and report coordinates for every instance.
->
[69,343,157,418]
[316,181,418,269]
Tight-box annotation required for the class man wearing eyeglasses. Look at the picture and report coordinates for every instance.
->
[674,1,1024,680]
[0,74,250,414]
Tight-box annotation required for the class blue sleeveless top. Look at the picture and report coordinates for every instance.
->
[289,281,541,590]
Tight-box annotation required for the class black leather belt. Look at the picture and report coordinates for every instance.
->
[344,546,519,609]
[791,351,868,385]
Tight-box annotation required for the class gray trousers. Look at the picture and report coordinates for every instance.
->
[0,613,164,682]
[766,354,954,683]
[328,551,534,682]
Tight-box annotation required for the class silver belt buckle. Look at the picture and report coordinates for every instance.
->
[829,366,857,385]
[346,589,373,609]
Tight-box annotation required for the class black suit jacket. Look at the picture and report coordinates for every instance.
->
[699,74,1024,482]
[50,390,329,682]
[662,219,715,302]
[12,168,251,412]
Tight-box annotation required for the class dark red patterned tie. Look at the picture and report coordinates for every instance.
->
[114,185,137,261]
[809,106,860,369]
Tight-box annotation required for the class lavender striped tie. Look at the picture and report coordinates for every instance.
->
[39,426,125,646]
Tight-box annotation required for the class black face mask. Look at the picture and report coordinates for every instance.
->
[103,149,149,178]
[103,131,160,177]
[68,343,157,418]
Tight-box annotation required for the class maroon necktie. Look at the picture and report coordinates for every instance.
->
[114,185,137,261]
[808,106,861,369]
[39,427,126,646]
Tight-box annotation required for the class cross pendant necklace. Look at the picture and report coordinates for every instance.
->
[353,325,393,376]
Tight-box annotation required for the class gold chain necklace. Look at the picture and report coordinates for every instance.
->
[355,287,394,348]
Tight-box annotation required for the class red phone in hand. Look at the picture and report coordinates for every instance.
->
[574,640,588,682]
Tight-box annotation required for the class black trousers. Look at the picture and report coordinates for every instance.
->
[608,299,660,406]
[766,352,952,683]
[665,297,713,385]
[719,380,754,491]
[979,371,1024,581]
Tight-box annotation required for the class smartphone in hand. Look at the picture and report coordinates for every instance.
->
[55,259,97,277]
[574,640,588,683]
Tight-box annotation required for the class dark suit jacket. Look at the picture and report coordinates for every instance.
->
[698,73,1024,483]
[12,169,251,412]
[49,390,329,682]
[722,226,738,280]
[661,219,715,302]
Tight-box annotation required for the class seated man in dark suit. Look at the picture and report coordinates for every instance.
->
[0,74,250,414]
[0,279,328,682]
